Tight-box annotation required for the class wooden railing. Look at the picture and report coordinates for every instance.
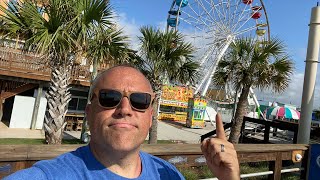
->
[0,40,92,86]
[0,144,309,179]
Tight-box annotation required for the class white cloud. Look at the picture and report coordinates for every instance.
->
[115,14,172,51]
[254,70,320,109]
[115,13,141,50]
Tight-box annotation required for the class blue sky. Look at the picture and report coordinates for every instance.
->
[111,0,320,109]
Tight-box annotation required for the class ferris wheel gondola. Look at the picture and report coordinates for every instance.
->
[166,0,270,99]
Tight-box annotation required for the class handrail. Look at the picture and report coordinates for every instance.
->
[0,143,310,179]
[0,144,309,161]
[0,45,92,86]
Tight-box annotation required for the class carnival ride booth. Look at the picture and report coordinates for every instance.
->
[158,85,193,122]
[186,97,206,128]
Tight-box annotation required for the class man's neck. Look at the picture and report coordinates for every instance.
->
[89,142,142,178]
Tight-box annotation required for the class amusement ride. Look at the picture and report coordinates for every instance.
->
[164,0,270,126]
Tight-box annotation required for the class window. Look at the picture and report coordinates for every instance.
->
[68,97,87,112]
[67,89,89,112]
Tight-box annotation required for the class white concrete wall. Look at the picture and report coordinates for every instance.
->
[9,96,34,128]
[9,95,47,129]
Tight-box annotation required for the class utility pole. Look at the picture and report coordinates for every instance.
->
[297,4,320,144]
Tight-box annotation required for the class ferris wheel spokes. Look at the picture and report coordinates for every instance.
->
[182,8,226,32]
[182,4,225,32]
[232,8,260,34]
[233,25,259,37]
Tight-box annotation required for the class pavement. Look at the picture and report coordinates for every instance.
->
[151,121,215,144]
[0,121,216,144]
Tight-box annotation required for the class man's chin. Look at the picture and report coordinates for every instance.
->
[111,143,141,153]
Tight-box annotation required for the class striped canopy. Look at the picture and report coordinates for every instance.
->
[265,106,300,120]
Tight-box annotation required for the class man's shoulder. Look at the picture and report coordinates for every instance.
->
[3,166,47,180]
[4,145,90,180]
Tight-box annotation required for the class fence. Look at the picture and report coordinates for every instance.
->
[0,41,93,86]
[0,144,309,179]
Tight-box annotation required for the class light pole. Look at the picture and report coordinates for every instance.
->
[297,4,320,144]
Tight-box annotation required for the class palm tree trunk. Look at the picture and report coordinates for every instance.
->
[43,65,72,144]
[148,90,161,144]
[229,86,250,144]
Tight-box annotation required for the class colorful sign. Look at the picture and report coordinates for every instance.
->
[159,85,193,121]
[193,98,207,110]
[161,85,193,104]
[186,97,206,128]
[160,99,188,108]
[158,112,188,121]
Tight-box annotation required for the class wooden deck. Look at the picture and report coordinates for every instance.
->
[0,43,92,86]
[0,144,310,179]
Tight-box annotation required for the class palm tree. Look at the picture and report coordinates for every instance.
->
[0,0,128,144]
[80,27,130,141]
[212,37,294,143]
[138,26,199,144]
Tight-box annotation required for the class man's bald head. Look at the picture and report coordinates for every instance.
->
[88,65,153,103]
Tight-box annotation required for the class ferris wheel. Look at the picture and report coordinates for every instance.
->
[166,0,270,99]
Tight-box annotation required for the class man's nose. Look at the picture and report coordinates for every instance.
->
[115,96,132,117]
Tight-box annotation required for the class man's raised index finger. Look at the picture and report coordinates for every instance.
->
[216,113,227,140]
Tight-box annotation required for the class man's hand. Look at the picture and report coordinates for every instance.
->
[201,113,240,180]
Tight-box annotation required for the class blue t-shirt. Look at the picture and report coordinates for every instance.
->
[4,145,185,180]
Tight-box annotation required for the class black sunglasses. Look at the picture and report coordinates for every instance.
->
[93,89,154,112]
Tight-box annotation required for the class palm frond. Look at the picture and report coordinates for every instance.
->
[213,36,294,94]
[138,26,198,89]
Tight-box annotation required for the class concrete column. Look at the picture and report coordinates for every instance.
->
[0,98,3,122]
[31,84,43,129]
[297,6,320,144]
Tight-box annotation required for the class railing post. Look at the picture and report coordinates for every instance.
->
[293,130,298,144]
[239,117,246,143]
[264,125,270,143]
[268,152,282,180]
[300,147,309,180]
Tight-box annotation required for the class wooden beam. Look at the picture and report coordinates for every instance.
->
[268,152,282,180]
[0,144,309,178]
[0,144,309,162]
[0,83,38,100]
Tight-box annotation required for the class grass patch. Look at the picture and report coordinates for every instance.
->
[0,138,45,145]
[177,162,300,180]
[178,166,213,180]
[0,138,84,145]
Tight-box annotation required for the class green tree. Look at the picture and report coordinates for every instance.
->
[137,26,199,144]
[212,37,294,143]
[0,0,129,144]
